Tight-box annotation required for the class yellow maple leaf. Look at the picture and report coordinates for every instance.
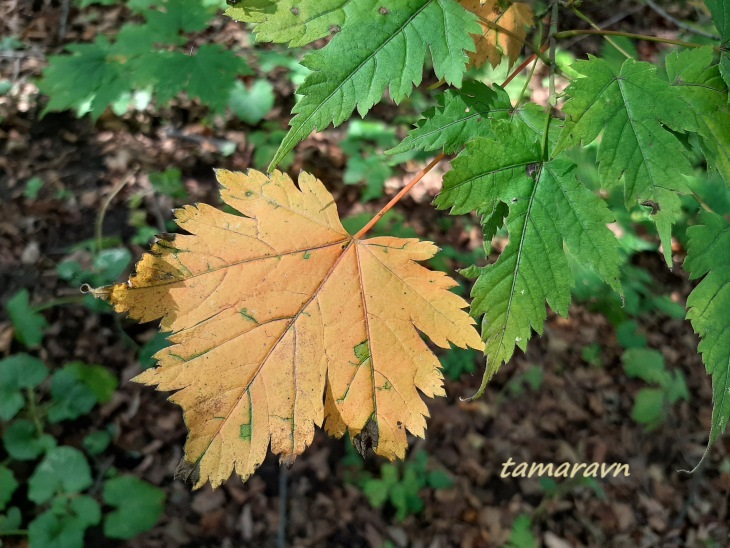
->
[461,0,534,69]
[89,169,481,488]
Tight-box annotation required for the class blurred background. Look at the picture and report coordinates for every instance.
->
[1,0,729,546]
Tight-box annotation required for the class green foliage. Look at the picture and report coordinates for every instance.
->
[138,331,173,369]
[0,353,48,420]
[684,211,730,461]
[39,0,251,119]
[6,289,48,348]
[227,0,348,47]
[149,168,187,200]
[28,447,93,503]
[705,0,730,87]
[667,47,730,185]
[503,365,543,398]
[359,450,453,521]
[439,116,621,384]
[103,476,166,539]
[24,177,44,200]
[0,350,164,545]
[341,120,400,201]
[439,347,478,381]
[268,0,481,168]
[4,420,57,461]
[623,348,689,429]
[556,57,695,266]
[387,82,512,155]
[505,515,537,548]
[0,467,19,511]
[228,80,276,125]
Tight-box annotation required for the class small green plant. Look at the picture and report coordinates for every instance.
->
[504,365,543,398]
[341,120,399,202]
[505,514,537,548]
[439,347,478,381]
[6,290,48,349]
[623,348,689,429]
[343,444,452,521]
[39,0,251,119]
[0,351,165,547]
[581,343,603,368]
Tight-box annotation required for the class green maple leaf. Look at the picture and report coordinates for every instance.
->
[684,211,730,470]
[556,57,694,265]
[269,0,480,169]
[135,45,250,111]
[666,47,730,186]
[387,82,512,155]
[437,119,621,392]
[705,0,730,88]
[227,0,350,47]
[39,37,130,119]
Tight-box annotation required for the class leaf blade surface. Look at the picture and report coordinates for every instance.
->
[91,169,480,487]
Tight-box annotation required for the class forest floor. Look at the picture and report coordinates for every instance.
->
[1,1,728,547]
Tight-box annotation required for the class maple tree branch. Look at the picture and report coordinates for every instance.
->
[353,153,446,240]
[554,29,718,51]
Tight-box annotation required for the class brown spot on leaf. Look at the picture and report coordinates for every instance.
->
[175,459,201,487]
[353,417,379,457]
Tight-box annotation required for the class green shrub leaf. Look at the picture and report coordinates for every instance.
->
[684,211,730,470]
[706,0,730,87]
[556,57,695,265]
[227,0,349,47]
[666,47,730,186]
[438,120,621,388]
[269,0,480,169]
[387,82,511,155]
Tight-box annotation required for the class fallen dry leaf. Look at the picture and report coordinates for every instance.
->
[461,0,534,69]
[89,169,481,488]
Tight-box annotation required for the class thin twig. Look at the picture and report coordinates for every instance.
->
[58,0,70,43]
[554,29,717,51]
[644,0,721,40]
[548,2,558,108]
[561,6,645,50]
[516,53,541,106]
[277,466,288,548]
[573,6,634,59]
[96,175,133,254]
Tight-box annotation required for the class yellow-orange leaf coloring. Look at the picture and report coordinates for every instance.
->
[460,0,534,69]
[90,169,481,488]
